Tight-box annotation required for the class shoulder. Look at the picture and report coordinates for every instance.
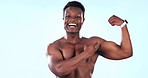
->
[47,38,65,63]
[47,37,64,52]
[49,37,64,45]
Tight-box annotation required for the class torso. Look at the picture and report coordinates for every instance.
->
[55,37,101,78]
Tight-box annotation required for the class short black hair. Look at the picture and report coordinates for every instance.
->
[63,1,85,13]
[63,1,85,18]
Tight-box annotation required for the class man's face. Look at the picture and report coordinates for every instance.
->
[63,6,84,34]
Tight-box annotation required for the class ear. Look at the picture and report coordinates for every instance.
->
[81,18,85,24]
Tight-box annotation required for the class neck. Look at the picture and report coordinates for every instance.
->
[64,33,82,44]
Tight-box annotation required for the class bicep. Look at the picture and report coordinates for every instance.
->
[100,41,127,60]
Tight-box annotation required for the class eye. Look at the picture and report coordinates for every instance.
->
[65,15,71,19]
[75,16,81,19]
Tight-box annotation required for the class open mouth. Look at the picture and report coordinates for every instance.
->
[68,23,77,28]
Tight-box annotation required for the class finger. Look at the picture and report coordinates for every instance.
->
[111,22,116,26]
[83,45,88,50]
[95,42,100,49]
[108,15,115,21]
[109,20,116,26]
[108,17,115,25]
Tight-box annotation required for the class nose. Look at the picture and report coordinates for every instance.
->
[69,18,77,23]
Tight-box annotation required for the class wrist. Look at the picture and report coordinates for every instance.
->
[120,20,128,28]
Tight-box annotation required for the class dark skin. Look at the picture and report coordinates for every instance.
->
[47,6,133,78]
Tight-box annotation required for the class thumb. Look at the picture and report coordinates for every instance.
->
[95,42,100,49]
[83,45,88,51]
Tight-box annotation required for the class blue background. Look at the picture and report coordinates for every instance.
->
[0,0,147,78]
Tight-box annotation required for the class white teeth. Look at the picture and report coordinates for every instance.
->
[69,23,76,26]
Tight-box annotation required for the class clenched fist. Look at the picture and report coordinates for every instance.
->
[108,15,124,26]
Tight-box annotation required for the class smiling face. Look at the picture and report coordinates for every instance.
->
[63,6,84,34]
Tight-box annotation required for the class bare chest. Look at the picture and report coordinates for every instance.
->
[59,42,84,60]
[59,42,95,77]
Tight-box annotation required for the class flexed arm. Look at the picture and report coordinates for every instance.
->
[100,15,133,60]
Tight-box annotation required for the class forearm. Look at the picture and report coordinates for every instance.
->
[50,51,89,76]
[121,25,133,55]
